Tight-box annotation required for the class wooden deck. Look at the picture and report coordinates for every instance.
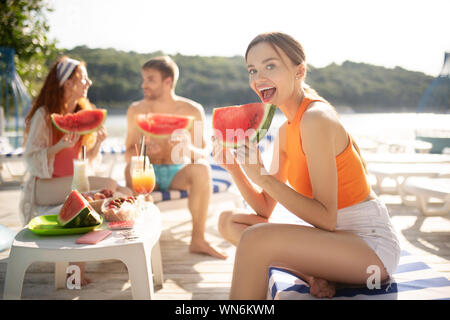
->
[0,186,449,300]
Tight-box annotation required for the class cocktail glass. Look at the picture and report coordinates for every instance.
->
[72,159,90,192]
[130,156,155,210]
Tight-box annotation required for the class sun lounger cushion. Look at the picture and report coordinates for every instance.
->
[267,250,450,300]
[0,147,24,159]
[1,133,275,159]
[151,164,233,203]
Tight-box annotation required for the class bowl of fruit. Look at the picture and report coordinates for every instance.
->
[81,189,114,213]
[101,196,139,222]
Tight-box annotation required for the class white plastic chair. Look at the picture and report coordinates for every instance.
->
[401,177,450,216]
[367,162,450,197]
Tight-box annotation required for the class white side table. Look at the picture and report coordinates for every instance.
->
[3,202,163,300]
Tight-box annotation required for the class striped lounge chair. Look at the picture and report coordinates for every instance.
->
[268,250,450,300]
[152,163,244,212]
[0,145,126,185]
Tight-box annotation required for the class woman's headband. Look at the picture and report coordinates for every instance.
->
[56,58,81,87]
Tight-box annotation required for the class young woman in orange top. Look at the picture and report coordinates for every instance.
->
[213,32,400,299]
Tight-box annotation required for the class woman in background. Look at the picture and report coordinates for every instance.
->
[20,56,129,285]
[213,32,400,299]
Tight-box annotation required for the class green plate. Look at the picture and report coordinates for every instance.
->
[28,215,102,236]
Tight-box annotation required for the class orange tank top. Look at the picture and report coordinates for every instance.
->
[286,96,370,209]
[52,139,82,178]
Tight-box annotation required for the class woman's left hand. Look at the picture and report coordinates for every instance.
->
[235,138,269,185]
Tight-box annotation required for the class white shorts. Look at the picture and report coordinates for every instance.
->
[336,198,401,277]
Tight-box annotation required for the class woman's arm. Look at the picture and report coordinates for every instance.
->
[86,125,107,161]
[242,108,339,231]
[23,108,55,178]
[25,108,82,178]
[214,124,288,219]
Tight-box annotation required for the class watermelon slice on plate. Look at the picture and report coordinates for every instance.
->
[51,109,107,135]
[136,113,194,139]
[212,103,276,148]
[58,190,103,228]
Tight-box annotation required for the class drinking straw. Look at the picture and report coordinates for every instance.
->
[140,135,145,157]
[134,144,139,157]
[138,136,145,170]
[143,143,147,171]
[82,145,86,161]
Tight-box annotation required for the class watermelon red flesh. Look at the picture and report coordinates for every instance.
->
[136,113,194,138]
[51,109,107,135]
[58,190,102,228]
[212,103,276,148]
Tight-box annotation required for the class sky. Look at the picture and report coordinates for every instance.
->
[46,0,450,77]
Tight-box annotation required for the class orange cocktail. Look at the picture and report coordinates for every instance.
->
[130,156,156,194]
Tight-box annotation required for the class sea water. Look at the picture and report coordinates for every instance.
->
[102,112,450,147]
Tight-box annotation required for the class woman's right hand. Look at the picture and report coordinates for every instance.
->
[211,135,238,171]
[56,132,81,150]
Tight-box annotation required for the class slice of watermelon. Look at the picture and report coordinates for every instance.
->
[136,113,194,139]
[212,103,276,148]
[51,109,107,135]
[58,190,103,228]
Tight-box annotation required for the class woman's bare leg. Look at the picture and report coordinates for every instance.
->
[218,210,334,296]
[230,223,388,299]
[218,210,268,246]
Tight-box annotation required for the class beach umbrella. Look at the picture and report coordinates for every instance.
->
[417,52,450,114]
[0,47,31,148]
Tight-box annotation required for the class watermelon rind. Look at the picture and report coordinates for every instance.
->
[136,113,194,139]
[61,206,102,228]
[213,103,276,148]
[58,190,103,228]
[51,109,107,135]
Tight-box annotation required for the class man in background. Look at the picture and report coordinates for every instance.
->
[124,56,227,259]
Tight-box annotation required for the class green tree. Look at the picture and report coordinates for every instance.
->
[0,0,59,97]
